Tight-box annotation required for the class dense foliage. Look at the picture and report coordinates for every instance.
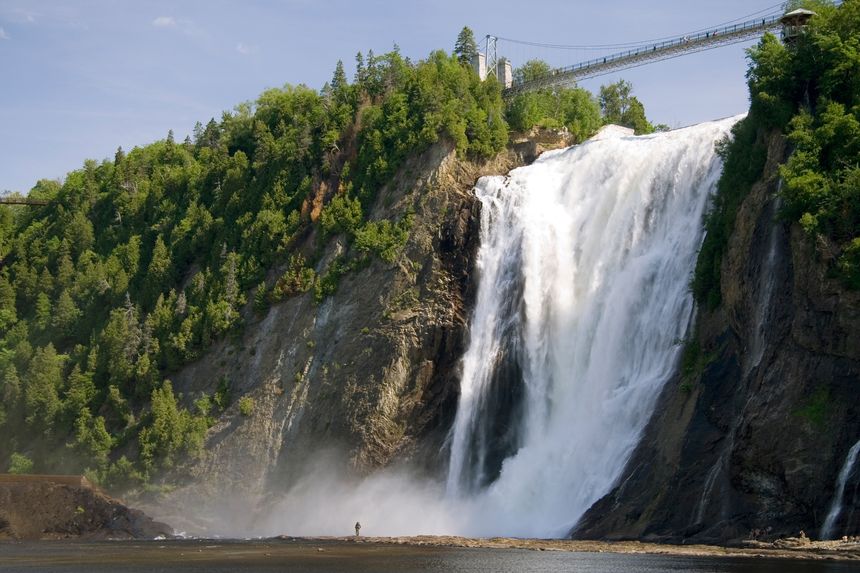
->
[694,0,860,306]
[506,69,653,141]
[0,38,655,487]
[0,46,512,486]
[598,80,655,134]
[506,84,602,141]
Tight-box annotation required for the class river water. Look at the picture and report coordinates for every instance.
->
[0,540,856,573]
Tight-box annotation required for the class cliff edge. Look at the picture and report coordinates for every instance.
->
[576,129,860,543]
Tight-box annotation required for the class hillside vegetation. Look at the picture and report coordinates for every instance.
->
[0,34,647,488]
[694,0,860,308]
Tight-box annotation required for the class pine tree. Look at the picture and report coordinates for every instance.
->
[145,235,172,303]
[0,272,16,329]
[192,121,204,144]
[64,365,96,417]
[454,26,479,65]
[34,292,52,331]
[73,408,113,466]
[55,249,74,288]
[24,344,64,434]
[54,290,81,335]
[331,60,348,93]
[354,52,365,83]
[253,281,268,313]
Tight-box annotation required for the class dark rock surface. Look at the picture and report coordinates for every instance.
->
[576,130,860,543]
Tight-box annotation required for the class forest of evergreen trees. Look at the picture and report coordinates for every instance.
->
[0,30,652,489]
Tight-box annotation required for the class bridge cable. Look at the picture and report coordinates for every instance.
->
[494,1,785,51]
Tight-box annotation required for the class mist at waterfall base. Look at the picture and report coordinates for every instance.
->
[258,116,741,539]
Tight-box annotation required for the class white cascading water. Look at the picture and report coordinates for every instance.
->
[747,192,784,374]
[447,116,741,538]
[821,438,860,539]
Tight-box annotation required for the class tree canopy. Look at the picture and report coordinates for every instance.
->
[514,60,552,85]
[454,26,479,66]
[599,80,654,134]
[694,0,860,307]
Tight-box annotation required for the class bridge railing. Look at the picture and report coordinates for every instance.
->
[508,14,783,92]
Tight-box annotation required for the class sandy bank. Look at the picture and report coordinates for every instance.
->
[275,534,860,561]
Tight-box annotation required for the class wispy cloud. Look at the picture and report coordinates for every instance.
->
[236,42,257,56]
[17,9,36,23]
[152,16,176,28]
[0,27,8,40]
[2,7,37,24]
[151,16,203,38]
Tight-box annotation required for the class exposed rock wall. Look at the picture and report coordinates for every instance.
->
[139,139,553,534]
[576,130,860,543]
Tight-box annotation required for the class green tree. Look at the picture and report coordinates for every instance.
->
[238,396,254,416]
[34,292,52,331]
[0,367,21,427]
[139,380,184,469]
[599,80,654,134]
[514,59,552,84]
[23,344,64,434]
[506,86,601,140]
[319,194,363,237]
[253,282,268,313]
[0,271,16,330]
[72,408,113,466]
[64,365,96,418]
[331,59,349,100]
[8,452,34,474]
[144,236,172,303]
[53,290,81,335]
[99,299,142,389]
[454,26,479,66]
[139,380,207,470]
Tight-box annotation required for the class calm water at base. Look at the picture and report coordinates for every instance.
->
[0,540,855,573]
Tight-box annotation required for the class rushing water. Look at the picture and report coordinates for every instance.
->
[446,117,740,537]
[821,439,860,539]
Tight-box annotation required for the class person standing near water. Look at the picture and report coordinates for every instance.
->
[355,522,361,537]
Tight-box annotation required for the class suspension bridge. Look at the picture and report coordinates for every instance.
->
[479,5,818,97]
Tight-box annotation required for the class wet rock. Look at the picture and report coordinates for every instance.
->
[576,129,860,542]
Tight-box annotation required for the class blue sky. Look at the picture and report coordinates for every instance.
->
[0,1,785,193]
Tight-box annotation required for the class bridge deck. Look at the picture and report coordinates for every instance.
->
[0,197,48,206]
[505,15,782,96]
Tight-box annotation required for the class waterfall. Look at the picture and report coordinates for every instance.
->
[747,191,784,373]
[447,116,741,538]
[821,439,860,539]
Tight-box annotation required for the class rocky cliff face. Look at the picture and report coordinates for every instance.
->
[576,130,860,543]
[137,137,558,535]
